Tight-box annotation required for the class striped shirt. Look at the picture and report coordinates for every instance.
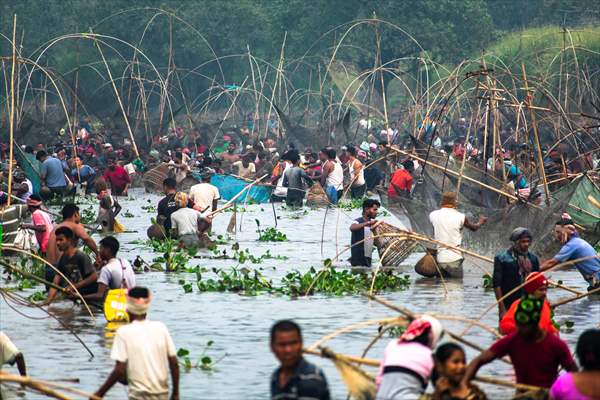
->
[271,358,330,400]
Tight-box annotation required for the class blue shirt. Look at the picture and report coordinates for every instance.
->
[554,237,600,282]
[271,358,330,400]
[41,156,67,187]
[508,165,528,189]
[71,165,95,179]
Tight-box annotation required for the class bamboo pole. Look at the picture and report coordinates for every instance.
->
[92,31,140,158]
[303,349,542,392]
[7,14,17,207]
[388,145,532,205]
[551,286,600,308]
[521,63,550,206]
[0,372,101,400]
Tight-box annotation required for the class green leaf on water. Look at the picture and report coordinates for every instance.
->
[201,356,212,365]
[564,320,574,328]
[177,348,190,357]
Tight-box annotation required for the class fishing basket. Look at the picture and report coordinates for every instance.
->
[414,249,440,277]
[372,222,419,266]
[306,182,330,208]
[142,163,170,193]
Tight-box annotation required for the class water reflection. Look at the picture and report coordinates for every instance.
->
[1,188,598,399]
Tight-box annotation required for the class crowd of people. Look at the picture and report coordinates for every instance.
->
[0,115,599,400]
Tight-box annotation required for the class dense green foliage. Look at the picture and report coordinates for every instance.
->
[2,1,597,93]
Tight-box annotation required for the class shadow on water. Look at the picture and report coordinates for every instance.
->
[1,188,599,399]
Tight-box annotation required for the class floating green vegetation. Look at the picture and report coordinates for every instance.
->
[80,205,96,225]
[482,274,493,289]
[387,325,407,338]
[256,220,287,242]
[337,198,364,211]
[122,211,135,218]
[208,244,288,264]
[177,341,226,372]
[179,264,410,297]
[148,237,197,272]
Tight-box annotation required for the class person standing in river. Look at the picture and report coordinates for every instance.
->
[46,203,99,266]
[428,192,487,278]
[270,320,330,400]
[541,219,600,291]
[283,153,312,207]
[350,198,380,267]
[492,227,540,320]
[21,194,54,256]
[95,287,180,400]
[463,296,577,390]
[36,150,68,199]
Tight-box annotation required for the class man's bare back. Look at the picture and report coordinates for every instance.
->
[46,221,96,264]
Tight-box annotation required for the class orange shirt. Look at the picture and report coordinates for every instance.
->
[500,298,559,336]
[388,169,413,197]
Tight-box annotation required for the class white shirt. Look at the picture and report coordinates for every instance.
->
[170,207,204,236]
[98,258,136,289]
[273,162,291,197]
[429,207,465,263]
[0,332,20,367]
[232,161,256,179]
[349,158,365,187]
[189,183,220,212]
[111,319,176,399]
[325,160,344,190]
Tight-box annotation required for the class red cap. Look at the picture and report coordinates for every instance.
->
[524,272,548,294]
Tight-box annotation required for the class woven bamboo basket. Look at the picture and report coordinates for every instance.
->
[306,182,330,208]
[142,163,171,193]
[372,222,419,266]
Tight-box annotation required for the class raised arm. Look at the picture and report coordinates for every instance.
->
[464,216,487,231]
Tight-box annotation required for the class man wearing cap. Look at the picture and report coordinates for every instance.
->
[492,227,540,319]
[428,192,487,278]
[95,287,180,400]
[21,194,54,255]
[541,219,600,291]
[499,272,558,335]
[463,294,577,389]
[36,150,67,198]
[189,170,220,214]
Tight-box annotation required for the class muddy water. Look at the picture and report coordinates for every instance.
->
[1,188,598,399]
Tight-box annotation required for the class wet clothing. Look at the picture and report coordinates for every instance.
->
[432,384,488,400]
[553,237,600,288]
[56,250,97,295]
[499,298,558,336]
[493,248,540,309]
[364,164,384,190]
[41,156,67,188]
[103,166,131,195]
[98,258,136,290]
[170,207,204,236]
[550,373,593,400]
[111,319,176,400]
[488,331,576,387]
[157,193,192,232]
[0,331,20,368]
[283,166,311,207]
[270,358,330,400]
[429,207,465,264]
[388,169,413,197]
[350,217,374,267]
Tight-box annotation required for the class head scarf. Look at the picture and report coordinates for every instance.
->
[515,295,543,326]
[510,227,532,242]
[523,272,548,294]
[126,290,152,315]
[440,192,458,208]
[400,315,443,348]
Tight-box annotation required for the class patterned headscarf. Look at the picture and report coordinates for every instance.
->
[515,295,543,326]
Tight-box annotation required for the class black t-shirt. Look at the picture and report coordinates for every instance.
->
[157,193,193,230]
[57,251,94,285]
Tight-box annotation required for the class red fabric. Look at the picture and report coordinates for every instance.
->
[103,166,131,192]
[489,331,575,387]
[400,319,431,342]
[524,272,548,294]
[388,169,413,196]
[500,298,558,336]
[32,210,53,252]
[452,143,465,159]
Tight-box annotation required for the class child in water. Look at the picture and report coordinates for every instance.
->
[96,187,122,233]
[431,343,487,400]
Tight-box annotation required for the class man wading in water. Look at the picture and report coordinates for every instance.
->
[350,198,381,267]
[95,287,179,400]
[270,320,330,400]
[428,192,487,278]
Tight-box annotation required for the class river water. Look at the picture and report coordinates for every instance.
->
[1,188,598,399]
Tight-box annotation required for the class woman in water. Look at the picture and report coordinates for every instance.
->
[431,343,487,400]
